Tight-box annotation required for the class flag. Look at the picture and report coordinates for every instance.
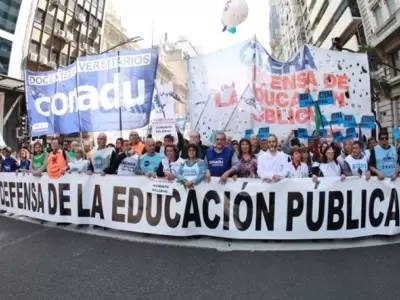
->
[237,84,262,114]
[313,102,322,134]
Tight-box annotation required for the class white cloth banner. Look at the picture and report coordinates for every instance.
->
[187,38,372,140]
[1,173,399,240]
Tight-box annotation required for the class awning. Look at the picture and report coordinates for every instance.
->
[0,74,24,93]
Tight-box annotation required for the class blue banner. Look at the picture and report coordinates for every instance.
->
[25,49,158,136]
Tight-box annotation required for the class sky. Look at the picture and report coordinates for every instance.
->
[111,0,270,54]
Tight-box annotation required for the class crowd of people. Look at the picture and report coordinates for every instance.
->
[1,126,398,187]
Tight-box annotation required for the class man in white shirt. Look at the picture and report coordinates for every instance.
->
[257,134,290,182]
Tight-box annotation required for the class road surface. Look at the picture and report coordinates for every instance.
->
[0,216,399,300]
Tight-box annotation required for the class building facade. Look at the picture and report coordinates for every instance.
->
[277,0,366,59]
[276,0,307,60]
[269,0,283,60]
[356,0,400,134]
[27,0,105,72]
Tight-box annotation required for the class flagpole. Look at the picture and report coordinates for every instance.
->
[193,93,211,132]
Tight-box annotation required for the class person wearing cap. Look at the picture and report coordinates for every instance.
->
[288,146,309,178]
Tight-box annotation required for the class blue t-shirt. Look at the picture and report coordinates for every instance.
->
[206,146,233,177]
[2,157,18,172]
[19,160,30,170]
[140,153,162,173]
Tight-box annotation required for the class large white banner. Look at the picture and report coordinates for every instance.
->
[1,174,398,239]
[187,39,372,141]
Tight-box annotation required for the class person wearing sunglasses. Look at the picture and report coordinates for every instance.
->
[368,131,398,181]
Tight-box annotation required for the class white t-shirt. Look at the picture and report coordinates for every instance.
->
[161,157,185,175]
[288,162,309,178]
[91,147,114,173]
[117,154,140,176]
[68,158,90,172]
[345,154,368,176]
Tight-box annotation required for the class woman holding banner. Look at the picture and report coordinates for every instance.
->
[233,138,257,179]
[156,144,185,180]
[311,144,345,182]
[177,144,207,189]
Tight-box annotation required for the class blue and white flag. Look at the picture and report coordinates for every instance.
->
[25,48,158,136]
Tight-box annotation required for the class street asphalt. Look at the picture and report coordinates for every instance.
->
[1,216,399,300]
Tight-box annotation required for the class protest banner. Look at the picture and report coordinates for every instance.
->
[25,49,158,135]
[1,174,400,240]
[187,38,372,141]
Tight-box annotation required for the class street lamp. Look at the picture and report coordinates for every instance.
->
[100,36,143,54]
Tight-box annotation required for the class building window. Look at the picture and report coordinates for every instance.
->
[55,20,63,31]
[35,9,45,24]
[73,29,79,41]
[69,56,76,64]
[98,0,104,9]
[0,0,22,34]
[60,53,68,66]
[59,0,67,5]
[41,46,50,59]
[50,50,60,63]
[0,37,12,75]
[373,5,384,27]
[391,50,400,77]
[45,13,54,28]
[80,34,87,44]
[67,0,76,11]
[311,0,329,31]
[29,41,40,54]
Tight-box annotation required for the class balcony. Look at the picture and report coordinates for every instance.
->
[370,8,400,50]
[320,6,362,49]
[315,0,362,46]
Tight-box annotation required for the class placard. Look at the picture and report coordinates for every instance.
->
[298,92,313,108]
[330,112,344,125]
[344,127,357,140]
[393,128,400,139]
[343,114,357,128]
[151,119,176,136]
[359,115,375,129]
[317,90,334,105]
[244,129,254,139]
[296,128,308,139]
[148,178,174,196]
[256,127,269,139]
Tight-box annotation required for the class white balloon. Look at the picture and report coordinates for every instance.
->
[222,0,249,27]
